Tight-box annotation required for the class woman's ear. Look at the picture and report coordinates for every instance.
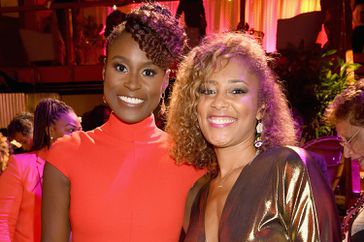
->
[102,66,106,82]
[162,69,171,92]
[46,125,55,141]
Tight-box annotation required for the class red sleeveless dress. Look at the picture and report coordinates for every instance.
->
[47,113,204,242]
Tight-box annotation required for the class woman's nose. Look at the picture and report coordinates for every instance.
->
[343,146,355,159]
[211,92,228,110]
[123,73,141,91]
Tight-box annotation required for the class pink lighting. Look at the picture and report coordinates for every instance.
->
[244,0,321,52]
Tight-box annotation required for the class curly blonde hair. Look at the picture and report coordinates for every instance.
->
[0,133,10,174]
[107,3,186,69]
[325,79,364,126]
[166,32,297,173]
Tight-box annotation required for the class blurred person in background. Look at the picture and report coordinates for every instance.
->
[0,98,81,242]
[0,132,10,175]
[176,0,207,48]
[326,79,364,242]
[81,103,111,131]
[7,112,34,153]
[104,9,126,38]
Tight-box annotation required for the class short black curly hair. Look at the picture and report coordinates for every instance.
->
[106,2,186,69]
[7,112,34,140]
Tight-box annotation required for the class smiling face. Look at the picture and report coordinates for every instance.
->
[197,56,261,149]
[103,32,169,123]
[50,111,81,142]
[336,119,364,168]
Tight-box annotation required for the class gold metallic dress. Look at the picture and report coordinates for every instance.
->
[184,146,341,242]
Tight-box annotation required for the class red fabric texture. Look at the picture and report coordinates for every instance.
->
[0,149,47,242]
[47,113,204,242]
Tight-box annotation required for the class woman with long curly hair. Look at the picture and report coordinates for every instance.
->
[166,32,341,241]
[41,3,204,242]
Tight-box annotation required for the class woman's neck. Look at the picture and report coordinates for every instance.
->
[215,144,258,177]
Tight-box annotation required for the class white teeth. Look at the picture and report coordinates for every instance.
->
[118,96,144,104]
[208,117,236,125]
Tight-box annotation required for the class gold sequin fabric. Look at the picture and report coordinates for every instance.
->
[184,147,341,242]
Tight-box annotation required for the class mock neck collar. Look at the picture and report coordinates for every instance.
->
[101,112,162,142]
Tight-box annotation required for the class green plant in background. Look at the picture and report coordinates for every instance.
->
[272,46,361,141]
[270,44,323,143]
[311,49,361,138]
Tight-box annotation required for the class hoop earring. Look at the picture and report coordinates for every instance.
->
[254,119,263,149]
[159,92,166,115]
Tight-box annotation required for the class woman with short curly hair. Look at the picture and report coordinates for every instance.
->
[42,3,203,242]
[326,79,364,242]
[7,112,34,152]
[166,32,341,241]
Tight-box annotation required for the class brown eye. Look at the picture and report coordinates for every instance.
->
[199,87,215,95]
[142,69,156,77]
[114,63,127,73]
[231,88,247,94]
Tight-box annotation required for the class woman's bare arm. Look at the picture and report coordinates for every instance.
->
[41,162,70,242]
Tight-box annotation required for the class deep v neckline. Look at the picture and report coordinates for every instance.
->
[202,153,259,242]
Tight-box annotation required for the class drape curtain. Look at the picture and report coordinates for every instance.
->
[244,0,321,52]
[98,0,321,52]
[117,0,240,36]
[0,93,59,128]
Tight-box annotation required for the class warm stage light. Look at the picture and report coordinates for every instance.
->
[113,5,117,10]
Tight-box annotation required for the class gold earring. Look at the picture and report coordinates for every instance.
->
[159,92,166,115]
